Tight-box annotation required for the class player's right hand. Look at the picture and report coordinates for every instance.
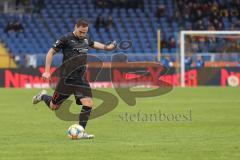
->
[42,72,51,81]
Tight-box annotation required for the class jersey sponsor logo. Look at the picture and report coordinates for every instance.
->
[73,48,88,53]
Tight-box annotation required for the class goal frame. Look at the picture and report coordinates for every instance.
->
[180,30,240,87]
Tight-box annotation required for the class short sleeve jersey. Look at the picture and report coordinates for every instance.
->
[52,32,94,82]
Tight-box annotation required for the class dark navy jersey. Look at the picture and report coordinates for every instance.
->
[52,32,94,83]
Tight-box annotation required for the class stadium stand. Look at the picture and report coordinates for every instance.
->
[0,0,240,66]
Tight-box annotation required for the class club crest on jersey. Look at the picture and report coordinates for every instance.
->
[84,39,88,45]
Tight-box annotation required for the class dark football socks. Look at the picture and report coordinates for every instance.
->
[41,94,52,107]
[79,106,92,129]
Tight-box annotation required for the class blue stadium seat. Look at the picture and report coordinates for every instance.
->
[1,0,236,64]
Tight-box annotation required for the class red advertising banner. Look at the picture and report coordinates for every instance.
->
[0,67,240,88]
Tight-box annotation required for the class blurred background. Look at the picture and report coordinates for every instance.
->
[0,0,240,87]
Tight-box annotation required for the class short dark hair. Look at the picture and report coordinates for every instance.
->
[75,18,88,27]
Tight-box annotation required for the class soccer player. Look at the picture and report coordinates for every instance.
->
[32,18,116,139]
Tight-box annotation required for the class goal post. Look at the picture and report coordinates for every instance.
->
[180,30,240,87]
[157,29,161,61]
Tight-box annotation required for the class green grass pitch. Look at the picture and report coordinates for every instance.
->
[0,87,239,160]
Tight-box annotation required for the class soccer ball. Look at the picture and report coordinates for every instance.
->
[67,124,85,139]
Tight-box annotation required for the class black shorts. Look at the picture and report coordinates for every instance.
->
[51,78,92,106]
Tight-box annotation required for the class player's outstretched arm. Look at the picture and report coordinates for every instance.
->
[42,48,56,81]
[92,41,116,51]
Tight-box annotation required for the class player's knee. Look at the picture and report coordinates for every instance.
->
[80,98,93,107]
[50,101,60,110]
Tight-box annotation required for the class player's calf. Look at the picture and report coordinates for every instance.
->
[41,94,52,107]
[78,97,93,129]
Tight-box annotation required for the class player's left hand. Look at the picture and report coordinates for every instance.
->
[106,41,117,50]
